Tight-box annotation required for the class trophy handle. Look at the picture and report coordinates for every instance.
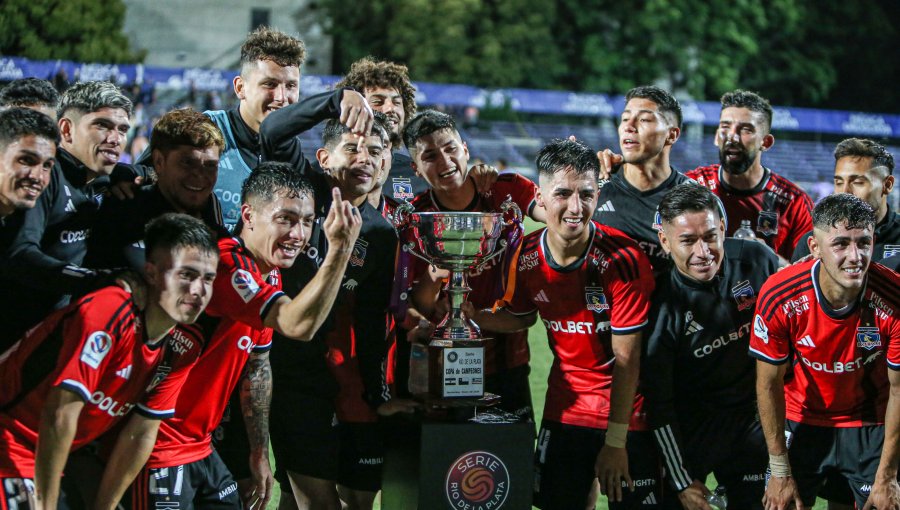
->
[401,241,436,267]
[393,201,415,229]
[501,195,524,226]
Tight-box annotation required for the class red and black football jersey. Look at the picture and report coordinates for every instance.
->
[750,260,900,427]
[687,165,813,260]
[149,235,280,468]
[499,221,655,429]
[400,173,537,373]
[0,287,186,478]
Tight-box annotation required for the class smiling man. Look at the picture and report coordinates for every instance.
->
[87,108,225,271]
[642,184,777,510]
[592,86,692,274]
[1,81,132,350]
[470,139,657,510]
[0,213,219,510]
[752,193,900,510]
[687,90,813,263]
[0,107,58,225]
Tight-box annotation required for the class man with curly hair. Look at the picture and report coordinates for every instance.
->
[335,57,428,210]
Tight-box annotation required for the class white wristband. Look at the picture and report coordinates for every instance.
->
[604,422,629,448]
[769,453,791,478]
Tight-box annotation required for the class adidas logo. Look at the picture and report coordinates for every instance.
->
[642,493,658,505]
[64,199,77,213]
[116,365,132,380]
[534,289,550,303]
[797,335,816,348]
[686,320,704,334]
[597,200,615,213]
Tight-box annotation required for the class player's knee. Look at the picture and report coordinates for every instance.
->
[286,471,341,510]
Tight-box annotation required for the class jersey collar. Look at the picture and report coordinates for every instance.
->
[716,165,771,196]
[540,222,596,273]
[810,259,865,319]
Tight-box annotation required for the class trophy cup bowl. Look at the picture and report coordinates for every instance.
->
[394,199,523,400]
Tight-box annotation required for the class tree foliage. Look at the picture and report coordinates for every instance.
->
[0,0,143,64]
[320,0,900,111]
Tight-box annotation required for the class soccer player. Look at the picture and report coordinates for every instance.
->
[0,78,59,120]
[88,107,224,270]
[0,81,132,350]
[751,193,900,509]
[643,183,777,510]
[0,107,58,229]
[0,213,219,509]
[333,56,428,207]
[687,90,813,263]
[469,138,657,509]
[793,139,897,262]
[592,85,692,273]
[403,109,543,422]
[126,162,362,510]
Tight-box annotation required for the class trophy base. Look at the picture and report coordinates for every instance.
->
[427,337,487,399]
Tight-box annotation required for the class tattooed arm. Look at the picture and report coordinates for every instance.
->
[240,350,273,510]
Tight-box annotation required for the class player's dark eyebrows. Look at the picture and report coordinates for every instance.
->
[370,91,400,100]
[678,227,717,238]
[273,206,301,217]
[622,107,658,117]
[16,147,54,161]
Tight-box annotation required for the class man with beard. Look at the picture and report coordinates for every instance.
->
[643,184,777,510]
[87,108,224,270]
[1,81,132,350]
[593,85,693,274]
[469,139,657,509]
[687,90,813,264]
[0,78,59,121]
[752,193,900,510]
[333,56,427,210]
[793,139,898,262]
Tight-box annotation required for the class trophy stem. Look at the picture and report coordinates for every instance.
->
[433,269,482,340]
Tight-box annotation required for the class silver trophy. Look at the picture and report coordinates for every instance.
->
[394,198,523,399]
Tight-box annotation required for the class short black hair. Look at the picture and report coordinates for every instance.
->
[813,193,876,232]
[625,85,682,129]
[0,107,59,150]
[834,138,894,176]
[0,78,59,110]
[535,139,598,179]
[144,213,218,261]
[241,161,314,206]
[58,81,133,119]
[403,110,458,151]
[721,89,773,132]
[658,183,723,224]
[321,114,390,150]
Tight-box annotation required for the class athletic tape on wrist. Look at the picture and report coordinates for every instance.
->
[769,453,791,478]
[605,422,629,448]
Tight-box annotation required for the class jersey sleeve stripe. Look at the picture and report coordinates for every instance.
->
[259,291,286,321]
[252,341,273,353]
[104,299,135,335]
[653,426,692,491]
[760,282,814,321]
[757,273,811,318]
[748,347,789,365]
[867,276,900,309]
[230,251,249,272]
[611,320,648,335]
[58,379,91,402]
[134,403,175,419]
[602,237,639,282]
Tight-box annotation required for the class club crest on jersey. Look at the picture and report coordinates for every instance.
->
[757,211,779,237]
[732,280,756,311]
[391,178,415,200]
[231,269,260,303]
[80,331,112,369]
[857,327,882,351]
[146,363,172,392]
[754,314,769,344]
[349,239,369,267]
[883,244,900,258]
[585,287,609,312]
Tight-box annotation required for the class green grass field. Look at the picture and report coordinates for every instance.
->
[266,218,827,509]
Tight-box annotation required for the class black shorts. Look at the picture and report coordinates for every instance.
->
[336,422,384,492]
[131,451,240,510]
[270,390,340,485]
[533,420,661,510]
[211,388,251,481]
[1,478,34,510]
[485,364,534,424]
[785,420,885,508]
[660,411,766,509]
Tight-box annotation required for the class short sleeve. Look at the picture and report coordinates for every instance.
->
[136,327,205,419]
[491,174,538,218]
[784,193,814,254]
[206,245,285,329]
[607,246,654,334]
[748,298,791,364]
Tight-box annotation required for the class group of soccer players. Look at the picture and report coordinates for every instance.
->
[0,24,899,510]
